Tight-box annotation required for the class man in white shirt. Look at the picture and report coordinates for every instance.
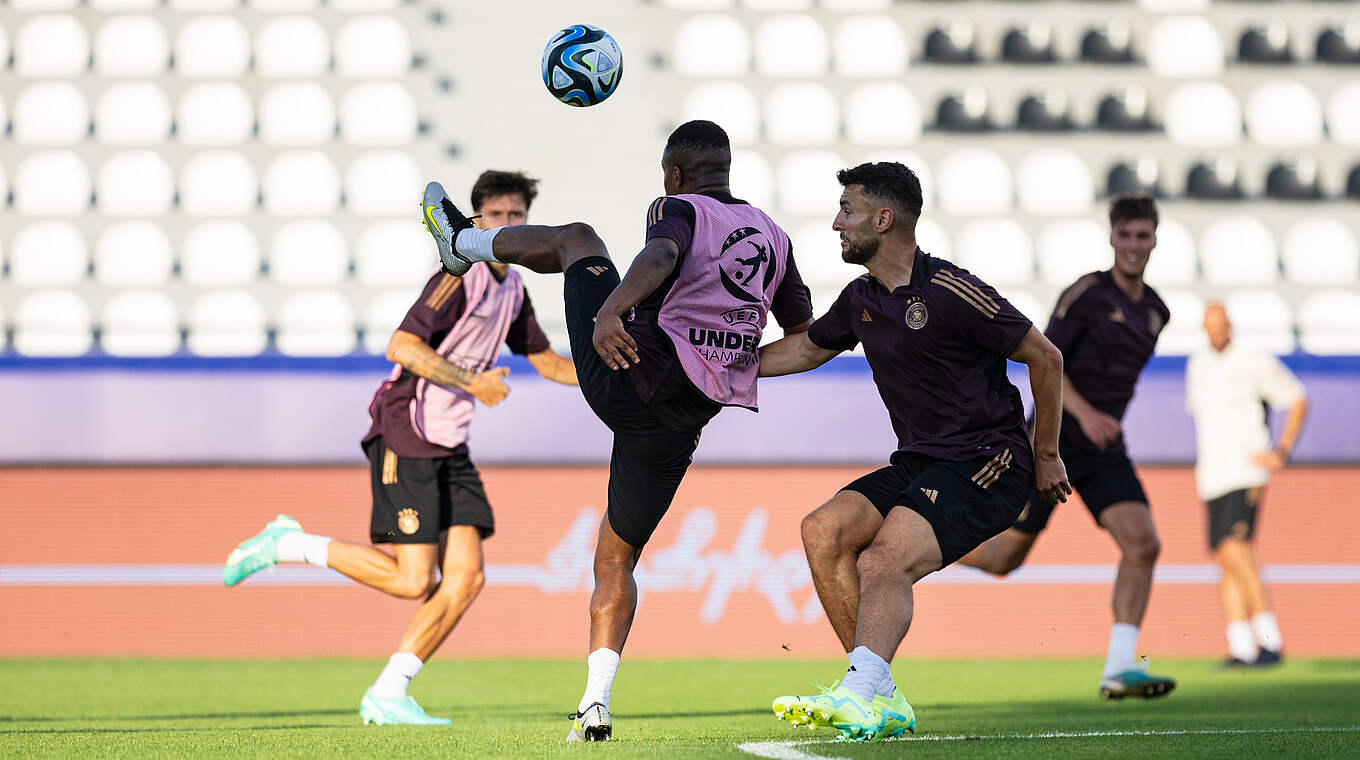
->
[1186,303,1308,666]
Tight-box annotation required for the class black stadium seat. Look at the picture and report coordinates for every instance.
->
[1316,24,1360,64]
[1096,88,1155,132]
[1347,165,1360,199]
[1002,22,1056,64]
[935,89,992,131]
[1016,91,1073,131]
[1106,159,1163,197]
[1265,158,1323,200]
[1185,159,1244,200]
[1081,22,1135,63]
[923,21,979,64]
[1239,24,1293,63]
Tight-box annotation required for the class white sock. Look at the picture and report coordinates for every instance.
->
[1226,621,1258,662]
[841,646,890,702]
[370,652,423,699]
[1252,612,1283,653]
[275,532,331,568]
[1102,623,1139,678]
[853,648,897,697]
[577,648,620,713]
[454,227,501,262]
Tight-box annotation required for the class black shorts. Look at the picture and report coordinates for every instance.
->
[364,437,494,544]
[843,449,1031,566]
[1207,487,1262,549]
[1013,444,1149,535]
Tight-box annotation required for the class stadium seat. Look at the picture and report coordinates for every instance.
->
[177,83,254,146]
[175,17,251,78]
[12,0,77,7]
[661,0,733,6]
[844,83,922,146]
[90,0,159,9]
[13,83,89,146]
[14,16,88,77]
[777,151,845,216]
[100,290,181,357]
[1165,82,1241,147]
[187,290,268,357]
[1327,83,1360,146]
[1238,23,1293,63]
[1297,290,1360,354]
[340,83,418,146]
[9,222,88,287]
[256,16,330,78]
[334,15,412,78]
[94,222,174,287]
[259,83,336,146]
[755,15,828,77]
[1002,290,1047,326]
[1200,216,1278,286]
[937,149,1011,215]
[832,16,907,77]
[790,221,860,288]
[345,151,422,216]
[1138,0,1209,11]
[275,290,358,357]
[1316,22,1360,64]
[730,150,773,209]
[1106,158,1163,197]
[823,0,891,8]
[262,152,340,216]
[249,0,320,10]
[1002,21,1056,64]
[956,220,1034,286]
[330,0,399,9]
[180,152,259,216]
[13,290,94,357]
[935,88,992,131]
[269,221,349,286]
[914,217,951,261]
[0,162,8,212]
[1096,87,1156,132]
[14,152,92,217]
[181,221,261,287]
[1223,290,1294,354]
[744,0,811,9]
[97,152,175,217]
[1153,289,1206,355]
[1080,21,1136,63]
[1185,158,1244,200]
[94,16,169,77]
[362,290,420,354]
[923,20,978,64]
[355,220,438,287]
[764,83,839,146]
[170,0,237,8]
[95,83,172,146]
[1016,91,1074,131]
[682,83,760,146]
[1036,219,1110,286]
[673,15,750,76]
[1142,218,1197,287]
[856,149,932,206]
[1245,81,1322,146]
[1017,150,1092,215]
[1147,16,1223,78]
[1265,158,1323,201]
[1350,166,1360,200]
[1281,218,1359,286]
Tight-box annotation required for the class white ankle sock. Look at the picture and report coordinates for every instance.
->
[842,646,890,701]
[370,652,423,699]
[1102,623,1139,678]
[1226,621,1258,662]
[853,649,897,697]
[455,227,501,262]
[577,648,620,713]
[275,532,331,568]
[1251,612,1283,652]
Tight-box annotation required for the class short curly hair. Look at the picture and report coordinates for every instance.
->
[470,170,540,212]
[836,162,923,220]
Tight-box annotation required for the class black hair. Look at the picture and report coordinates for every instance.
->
[1108,194,1159,228]
[470,170,539,212]
[663,120,731,173]
[835,162,923,221]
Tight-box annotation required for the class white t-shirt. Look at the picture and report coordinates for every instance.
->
[1186,342,1305,501]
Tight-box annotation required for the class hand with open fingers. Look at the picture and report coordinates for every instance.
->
[469,367,510,406]
[1035,452,1072,504]
[1077,410,1122,450]
[593,312,640,371]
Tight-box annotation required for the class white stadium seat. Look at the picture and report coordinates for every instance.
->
[14,152,91,217]
[1281,218,1359,286]
[268,221,349,287]
[1037,219,1111,286]
[344,151,421,216]
[330,0,399,9]
[1223,290,1294,354]
[170,0,237,8]
[259,83,336,146]
[12,0,77,8]
[844,83,922,146]
[340,84,418,146]
[1142,218,1197,287]
[275,290,358,357]
[362,290,421,354]
[14,16,88,77]
[97,152,175,217]
[175,17,251,78]
[355,220,439,287]
[9,222,88,287]
[13,83,89,146]
[660,0,733,7]
[187,290,268,357]
[674,15,749,77]
[745,0,811,9]
[682,83,760,146]
[755,15,828,78]
[915,217,951,261]
[1164,82,1241,147]
[14,291,93,357]
[95,223,174,287]
[1139,0,1209,11]
[777,151,845,216]
[0,164,7,213]
[1200,216,1279,286]
[177,84,254,146]
[956,219,1034,286]
[937,149,1012,215]
[1245,81,1323,147]
[180,152,259,216]
[0,96,7,140]
[730,150,773,209]
[1327,83,1360,147]
[765,83,839,146]
[94,16,169,77]
[1147,15,1222,78]
[1297,290,1360,355]
[855,150,932,206]
[334,16,411,78]
[262,152,340,216]
[90,0,159,9]
[256,16,330,79]
[1002,289,1047,326]
[833,16,908,77]
[101,291,181,357]
[1017,150,1093,215]
[96,83,172,146]
[1154,289,1206,355]
[249,0,320,10]
[790,221,860,288]
[181,221,261,287]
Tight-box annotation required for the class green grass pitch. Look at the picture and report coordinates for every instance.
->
[3,657,1357,758]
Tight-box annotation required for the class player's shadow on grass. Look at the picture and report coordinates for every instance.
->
[622,708,772,720]
[1,724,336,735]
[0,709,354,724]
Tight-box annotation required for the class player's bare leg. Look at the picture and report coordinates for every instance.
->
[957,527,1038,576]
[1096,501,1174,699]
[852,506,943,666]
[567,516,639,742]
[486,222,610,274]
[395,526,487,659]
[1217,536,1282,663]
[327,542,441,600]
[799,491,883,651]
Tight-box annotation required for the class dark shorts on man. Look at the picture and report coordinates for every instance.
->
[364,436,494,544]
[1012,443,1149,535]
[1206,487,1262,549]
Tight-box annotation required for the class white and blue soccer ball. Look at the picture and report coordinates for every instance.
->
[540,24,623,107]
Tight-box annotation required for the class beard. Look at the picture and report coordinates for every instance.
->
[841,236,879,265]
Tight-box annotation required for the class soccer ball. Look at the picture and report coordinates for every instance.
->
[540,24,623,107]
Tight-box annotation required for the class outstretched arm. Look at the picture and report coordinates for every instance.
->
[387,330,510,406]
[592,237,682,371]
[758,332,841,378]
[1010,326,1072,504]
[527,349,579,386]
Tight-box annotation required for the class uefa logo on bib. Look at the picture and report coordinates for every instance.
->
[717,227,775,304]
